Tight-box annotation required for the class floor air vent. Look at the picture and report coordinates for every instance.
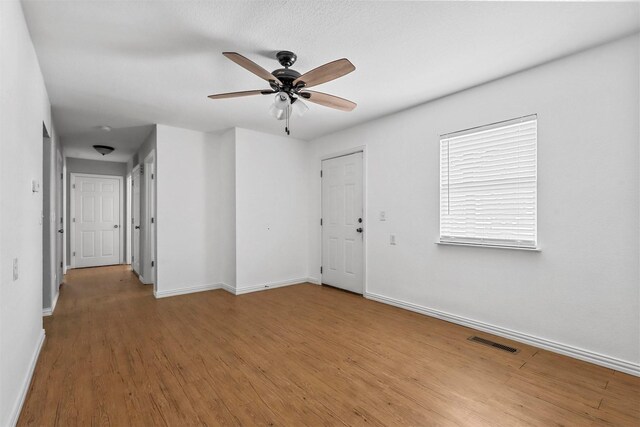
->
[468,336,519,354]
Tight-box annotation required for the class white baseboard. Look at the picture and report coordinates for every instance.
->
[153,283,222,299]
[63,265,68,275]
[220,283,236,295]
[306,277,321,285]
[233,277,309,295]
[42,290,59,317]
[137,274,154,285]
[365,291,640,377]
[52,289,59,312]
[8,329,45,427]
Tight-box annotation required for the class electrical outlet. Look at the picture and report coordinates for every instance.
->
[390,234,397,245]
[379,211,386,221]
[31,180,40,193]
[13,258,18,281]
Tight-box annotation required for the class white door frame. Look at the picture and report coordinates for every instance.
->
[69,173,124,268]
[144,151,156,290]
[62,157,67,274]
[55,149,64,285]
[126,172,132,265]
[320,146,367,294]
[131,165,141,276]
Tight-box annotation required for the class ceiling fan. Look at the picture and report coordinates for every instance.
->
[208,51,356,135]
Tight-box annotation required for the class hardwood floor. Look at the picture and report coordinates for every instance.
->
[19,266,639,426]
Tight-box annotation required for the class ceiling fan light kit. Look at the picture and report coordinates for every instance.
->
[208,50,356,135]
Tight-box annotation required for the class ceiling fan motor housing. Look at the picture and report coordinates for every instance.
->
[272,68,301,85]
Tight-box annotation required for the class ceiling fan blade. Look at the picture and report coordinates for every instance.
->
[293,58,355,88]
[299,90,356,112]
[223,52,282,84]
[208,90,273,100]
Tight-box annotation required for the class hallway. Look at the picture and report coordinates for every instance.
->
[18,266,640,426]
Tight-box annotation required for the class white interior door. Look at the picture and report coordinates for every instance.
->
[321,152,364,293]
[144,153,156,285]
[73,175,121,268]
[132,167,141,274]
[55,150,64,284]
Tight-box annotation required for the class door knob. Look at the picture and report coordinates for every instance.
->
[58,229,64,233]
[114,225,119,229]
[135,226,140,229]
[356,227,363,233]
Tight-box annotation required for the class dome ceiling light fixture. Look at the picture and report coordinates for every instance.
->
[93,145,115,156]
[208,50,356,135]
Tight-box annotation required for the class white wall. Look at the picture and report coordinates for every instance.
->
[307,35,640,373]
[155,125,220,296]
[154,126,309,296]
[218,128,236,288]
[234,128,309,291]
[0,1,51,425]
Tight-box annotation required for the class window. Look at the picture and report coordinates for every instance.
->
[439,115,537,249]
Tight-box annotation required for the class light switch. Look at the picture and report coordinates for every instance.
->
[32,180,40,192]
[13,258,18,281]
[379,211,386,221]
[390,234,397,245]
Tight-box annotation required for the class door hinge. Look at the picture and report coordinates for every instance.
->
[151,173,154,179]
[132,255,134,262]
[320,266,323,274]
[73,251,76,257]
[60,173,63,180]
[320,218,323,226]
[60,261,63,268]
[72,218,76,223]
[320,170,323,178]
[72,183,76,189]
[151,217,155,224]
[151,261,155,267]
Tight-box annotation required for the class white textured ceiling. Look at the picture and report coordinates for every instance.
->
[62,125,154,162]
[22,0,640,159]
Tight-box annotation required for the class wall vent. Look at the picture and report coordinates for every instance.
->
[468,336,519,354]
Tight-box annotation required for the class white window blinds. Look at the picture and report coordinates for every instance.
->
[440,115,537,248]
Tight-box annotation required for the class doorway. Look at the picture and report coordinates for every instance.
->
[42,124,64,315]
[55,150,63,286]
[321,151,364,294]
[42,126,53,312]
[143,151,156,289]
[70,173,124,268]
[131,165,141,275]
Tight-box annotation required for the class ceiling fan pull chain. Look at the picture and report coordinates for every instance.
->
[285,104,291,135]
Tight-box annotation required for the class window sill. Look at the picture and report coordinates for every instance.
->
[436,241,541,252]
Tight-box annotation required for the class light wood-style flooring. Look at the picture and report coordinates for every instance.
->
[19,266,639,426]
